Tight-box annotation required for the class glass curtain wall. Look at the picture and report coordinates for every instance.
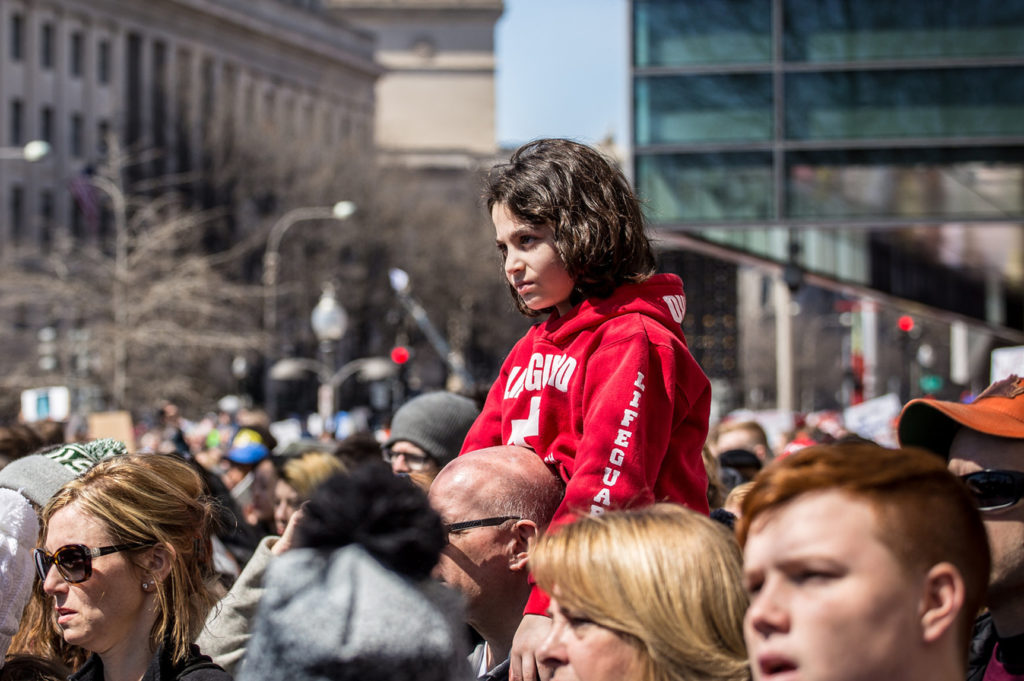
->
[634,0,1024,302]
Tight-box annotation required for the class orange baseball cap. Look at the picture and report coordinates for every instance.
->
[898,374,1024,458]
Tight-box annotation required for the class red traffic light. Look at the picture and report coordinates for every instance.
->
[390,346,411,364]
[897,315,915,332]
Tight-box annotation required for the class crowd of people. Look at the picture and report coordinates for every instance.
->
[0,138,1020,681]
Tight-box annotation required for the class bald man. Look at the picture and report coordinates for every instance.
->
[429,446,564,681]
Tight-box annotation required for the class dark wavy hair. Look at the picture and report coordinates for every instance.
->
[296,463,446,581]
[485,138,656,317]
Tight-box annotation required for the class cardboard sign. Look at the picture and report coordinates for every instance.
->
[87,411,136,452]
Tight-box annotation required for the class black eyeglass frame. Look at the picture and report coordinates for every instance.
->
[381,447,436,470]
[443,515,522,534]
[34,542,155,584]
[959,469,1024,512]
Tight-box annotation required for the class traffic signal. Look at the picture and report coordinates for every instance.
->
[897,315,915,333]
[390,346,411,365]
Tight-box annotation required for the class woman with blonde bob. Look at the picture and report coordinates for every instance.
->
[36,454,230,681]
[273,452,345,535]
[532,504,750,681]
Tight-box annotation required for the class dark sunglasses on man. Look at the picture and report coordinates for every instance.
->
[959,469,1024,512]
[34,542,154,584]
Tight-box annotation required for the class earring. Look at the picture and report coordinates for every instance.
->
[142,581,154,592]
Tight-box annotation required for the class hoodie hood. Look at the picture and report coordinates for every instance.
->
[541,273,688,345]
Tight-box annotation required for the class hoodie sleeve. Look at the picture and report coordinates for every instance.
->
[460,370,505,454]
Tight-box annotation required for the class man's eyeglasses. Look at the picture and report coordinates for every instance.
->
[382,448,436,471]
[959,470,1024,512]
[34,542,154,584]
[443,516,521,535]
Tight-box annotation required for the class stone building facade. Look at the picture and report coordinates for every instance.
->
[327,0,502,169]
[0,0,380,249]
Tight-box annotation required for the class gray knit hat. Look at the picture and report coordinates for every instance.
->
[383,393,479,467]
[239,546,471,681]
[0,438,128,508]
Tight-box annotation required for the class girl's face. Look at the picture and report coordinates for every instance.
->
[493,203,575,317]
[537,595,643,681]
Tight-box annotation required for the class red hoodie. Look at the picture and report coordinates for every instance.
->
[461,273,712,614]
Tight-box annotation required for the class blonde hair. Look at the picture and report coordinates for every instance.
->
[41,454,218,666]
[531,505,750,681]
[280,452,345,500]
[723,482,754,517]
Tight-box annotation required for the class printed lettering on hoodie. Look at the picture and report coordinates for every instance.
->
[503,352,577,399]
[591,370,646,515]
[663,295,686,325]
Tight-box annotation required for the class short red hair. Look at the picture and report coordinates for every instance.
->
[736,443,989,650]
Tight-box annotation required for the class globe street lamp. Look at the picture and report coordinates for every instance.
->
[0,140,51,162]
[310,284,348,428]
[310,283,348,343]
[262,200,356,418]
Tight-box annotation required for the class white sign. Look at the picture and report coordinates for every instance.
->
[991,346,1024,384]
[843,393,902,447]
[21,386,71,422]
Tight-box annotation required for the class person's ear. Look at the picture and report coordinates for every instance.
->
[143,543,175,583]
[509,520,539,571]
[919,562,965,644]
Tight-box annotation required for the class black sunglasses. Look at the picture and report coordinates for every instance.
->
[34,542,154,584]
[959,470,1024,512]
[443,515,522,534]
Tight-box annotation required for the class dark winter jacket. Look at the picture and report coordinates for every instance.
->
[968,612,1024,681]
[70,643,231,681]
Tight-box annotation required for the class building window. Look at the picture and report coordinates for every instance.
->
[10,13,24,61]
[41,23,55,69]
[71,113,84,157]
[10,186,24,243]
[98,40,111,84]
[41,106,54,145]
[785,67,1024,141]
[97,119,110,153]
[70,31,84,77]
[40,190,55,250]
[636,152,774,222]
[635,73,774,146]
[69,195,84,238]
[9,99,23,145]
[634,0,771,67]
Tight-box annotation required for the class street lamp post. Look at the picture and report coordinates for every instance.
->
[388,268,475,392]
[262,200,356,418]
[88,173,129,409]
[310,284,348,430]
[269,354,396,434]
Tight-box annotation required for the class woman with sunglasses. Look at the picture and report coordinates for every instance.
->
[531,504,750,681]
[35,454,231,681]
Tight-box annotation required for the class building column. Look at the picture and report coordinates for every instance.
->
[774,274,795,412]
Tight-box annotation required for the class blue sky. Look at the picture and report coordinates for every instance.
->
[495,0,629,149]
